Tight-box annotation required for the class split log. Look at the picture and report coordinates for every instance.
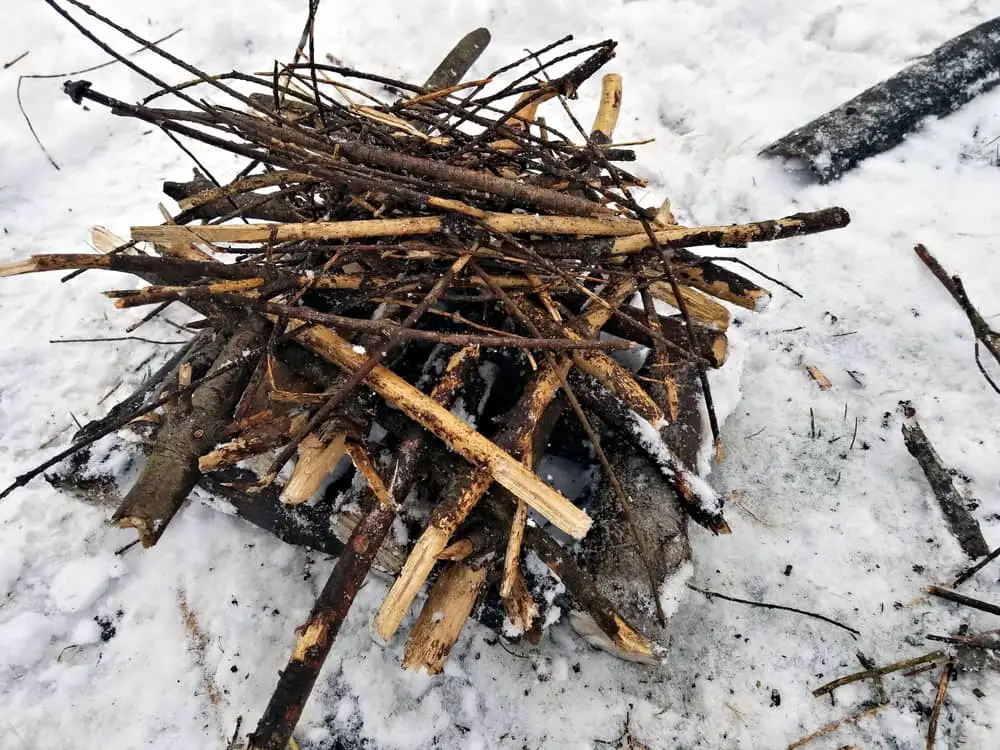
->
[763,18,1000,181]
[112,319,267,546]
[280,430,348,505]
[647,280,731,331]
[671,247,772,311]
[483,491,659,663]
[575,432,691,652]
[902,419,988,558]
[639,356,705,472]
[402,560,490,674]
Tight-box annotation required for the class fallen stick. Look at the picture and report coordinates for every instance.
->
[763,18,1000,181]
[915,243,1000,395]
[247,444,397,750]
[927,585,1000,617]
[610,208,850,256]
[902,419,989,558]
[953,544,1000,587]
[787,705,885,750]
[812,650,946,697]
[689,584,859,640]
[926,661,954,750]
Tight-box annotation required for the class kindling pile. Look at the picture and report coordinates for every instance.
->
[1,6,849,749]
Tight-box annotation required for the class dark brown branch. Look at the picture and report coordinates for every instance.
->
[902,419,989,558]
[927,585,1000,617]
[953,545,1000,587]
[688,584,860,638]
[915,243,1000,394]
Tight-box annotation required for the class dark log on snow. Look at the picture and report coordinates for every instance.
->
[763,17,1000,181]
[902,419,989,558]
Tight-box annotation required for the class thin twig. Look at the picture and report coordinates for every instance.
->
[688,584,860,638]
[915,244,1000,394]
[16,26,182,170]
[787,705,885,750]
[50,336,189,345]
[812,650,947,697]
[953,544,1000,587]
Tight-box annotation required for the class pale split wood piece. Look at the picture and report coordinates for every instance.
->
[280,432,347,505]
[647,280,731,331]
[401,562,489,674]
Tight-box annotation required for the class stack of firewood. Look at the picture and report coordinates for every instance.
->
[0,7,850,748]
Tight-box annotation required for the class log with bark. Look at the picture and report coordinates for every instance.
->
[763,17,1000,181]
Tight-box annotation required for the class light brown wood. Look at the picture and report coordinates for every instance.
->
[500,500,528,599]
[590,73,622,141]
[286,321,592,538]
[373,279,637,642]
[647,281,731,330]
[806,365,833,390]
[401,562,488,674]
[571,349,663,424]
[280,432,347,505]
[344,441,394,507]
[131,212,643,246]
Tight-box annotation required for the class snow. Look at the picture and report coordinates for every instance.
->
[2,1,1000,749]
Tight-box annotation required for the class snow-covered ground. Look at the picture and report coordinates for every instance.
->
[2,1,1000,748]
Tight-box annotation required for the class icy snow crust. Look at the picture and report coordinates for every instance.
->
[2,2,1000,748]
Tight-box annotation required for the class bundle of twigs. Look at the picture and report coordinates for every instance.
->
[1,3,851,748]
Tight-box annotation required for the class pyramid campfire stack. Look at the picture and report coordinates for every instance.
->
[0,8,850,749]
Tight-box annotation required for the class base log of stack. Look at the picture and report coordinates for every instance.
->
[0,11,850,750]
